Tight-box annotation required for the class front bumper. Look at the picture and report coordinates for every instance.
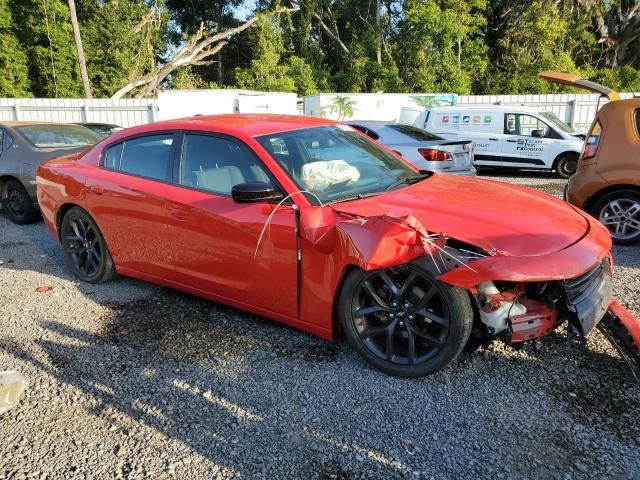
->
[563,259,612,335]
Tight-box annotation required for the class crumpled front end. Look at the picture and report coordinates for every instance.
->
[312,204,613,344]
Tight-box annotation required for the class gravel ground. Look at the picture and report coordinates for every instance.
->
[1,172,640,480]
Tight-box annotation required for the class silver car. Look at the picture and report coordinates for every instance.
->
[346,121,476,176]
[0,122,100,224]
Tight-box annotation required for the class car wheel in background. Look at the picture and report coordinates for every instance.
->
[60,207,117,283]
[555,154,578,179]
[592,190,640,245]
[339,262,473,377]
[1,179,39,225]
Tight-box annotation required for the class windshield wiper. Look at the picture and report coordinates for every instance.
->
[324,191,387,205]
[384,172,432,191]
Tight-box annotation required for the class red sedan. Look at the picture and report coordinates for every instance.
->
[36,114,639,377]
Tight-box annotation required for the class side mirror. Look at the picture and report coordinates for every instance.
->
[531,129,545,138]
[231,182,285,204]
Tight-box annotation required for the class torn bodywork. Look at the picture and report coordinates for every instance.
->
[598,299,640,380]
[298,197,634,371]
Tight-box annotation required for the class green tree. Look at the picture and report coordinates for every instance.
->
[80,0,163,98]
[0,0,31,96]
[12,0,82,97]
[482,0,583,94]
[235,13,319,95]
[329,95,356,120]
[397,0,488,94]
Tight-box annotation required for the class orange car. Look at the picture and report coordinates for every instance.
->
[566,99,640,245]
[539,72,640,245]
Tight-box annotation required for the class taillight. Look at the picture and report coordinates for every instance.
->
[418,148,452,161]
[581,120,602,161]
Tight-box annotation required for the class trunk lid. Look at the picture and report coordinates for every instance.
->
[538,71,620,100]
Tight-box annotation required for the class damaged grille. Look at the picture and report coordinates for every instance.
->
[564,261,608,304]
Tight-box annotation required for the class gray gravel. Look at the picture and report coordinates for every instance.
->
[1,172,640,480]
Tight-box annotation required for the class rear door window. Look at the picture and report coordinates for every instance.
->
[635,109,640,137]
[103,143,123,170]
[102,134,175,182]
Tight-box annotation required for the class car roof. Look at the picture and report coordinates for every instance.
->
[600,97,640,115]
[426,105,542,114]
[0,121,72,127]
[115,114,337,138]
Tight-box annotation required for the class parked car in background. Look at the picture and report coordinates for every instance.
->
[37,114,632,378]
[76,123,123,138]
[414,105,584,178]
[0,122,100,224]
[566,98,640,245]
[346,121,476,176]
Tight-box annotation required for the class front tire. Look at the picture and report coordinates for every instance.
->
[1,179,39,224]
[339,262,473,377]
[555,154,578,179]
[60,207,116,283]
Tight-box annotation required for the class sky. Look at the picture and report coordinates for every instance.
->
[235,0,257,20]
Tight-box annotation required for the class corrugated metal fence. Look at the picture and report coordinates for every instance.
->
[457,92,638,131]
[0,93,638,130]
[0,98,156,127]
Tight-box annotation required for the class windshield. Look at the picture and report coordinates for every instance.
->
[539,111,575,134]
[256,126,421,204]
[16,124,101,148]
[387,124,442,141]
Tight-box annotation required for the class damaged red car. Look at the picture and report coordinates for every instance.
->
[36,114,639,377]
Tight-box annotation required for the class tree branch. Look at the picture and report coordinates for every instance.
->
[111,6,298,99]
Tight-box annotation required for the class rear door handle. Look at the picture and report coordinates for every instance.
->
[168,207,189,221]
[89,185,104,195]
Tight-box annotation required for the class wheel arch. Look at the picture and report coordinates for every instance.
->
[0,175,21,198]
[584,184,640,213]
[331,263,363,341]
[56,203,85,240]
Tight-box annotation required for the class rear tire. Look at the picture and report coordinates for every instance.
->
[338,261,473,377]
[1,179,39,224]
[591,190,640,245]
[60,207,116,283]
[555,154,578,179]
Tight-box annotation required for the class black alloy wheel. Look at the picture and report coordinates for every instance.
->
[339,261,473,377]
[60,207,116,283]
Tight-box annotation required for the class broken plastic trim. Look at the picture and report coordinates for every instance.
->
[598,298,640,381]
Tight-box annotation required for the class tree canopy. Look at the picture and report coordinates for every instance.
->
[1,0,640,98]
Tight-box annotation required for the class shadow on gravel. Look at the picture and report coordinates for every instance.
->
[4,291,356,478]
[495,331,640,442]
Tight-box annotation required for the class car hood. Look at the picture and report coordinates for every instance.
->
[331,174,591,257]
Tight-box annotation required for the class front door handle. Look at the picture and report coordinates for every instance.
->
[489,138,499,141]
[168,207,189,221]
[90,185,104,195]
[506,139,517,143]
